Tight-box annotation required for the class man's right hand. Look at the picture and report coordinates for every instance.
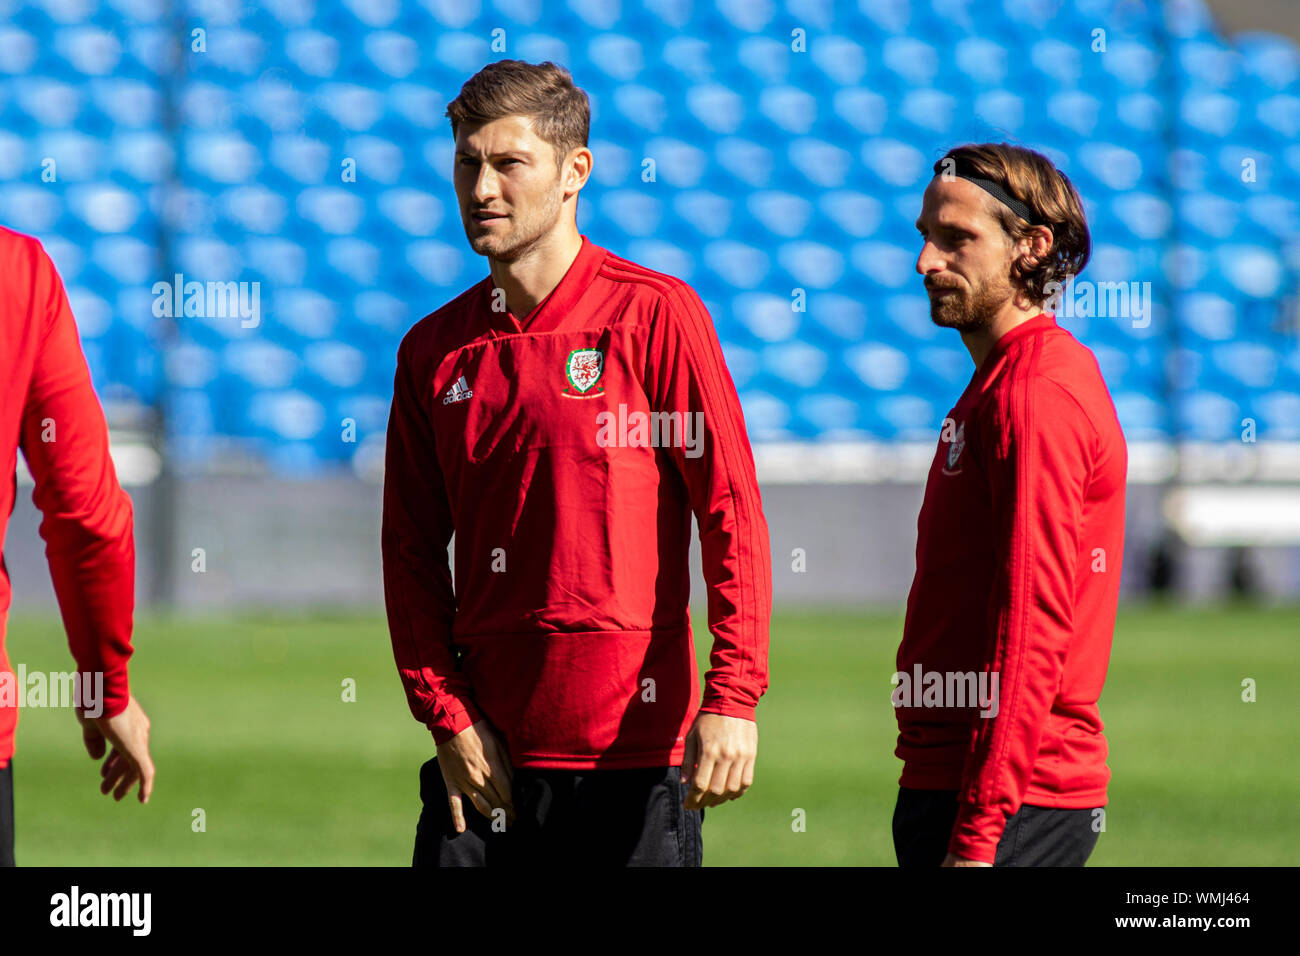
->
[77,694,155,804]
[437,719,514,833]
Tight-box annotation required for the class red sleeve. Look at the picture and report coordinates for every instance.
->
[381,332,482,745]
[18,239,134,719]
[948,376,1092,862]
[644,283,772,721]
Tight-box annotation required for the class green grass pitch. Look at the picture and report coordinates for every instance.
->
[4,603,1297,865]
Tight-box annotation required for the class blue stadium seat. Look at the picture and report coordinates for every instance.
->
[1234,30,1300,91]
[6,0,1297,472]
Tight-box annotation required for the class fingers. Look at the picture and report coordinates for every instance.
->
[465,788,495,821]
[137,755,156,804]
[112,765,140,802]
[97,748,152,803]
[479,729,516,823]
[451,785,510,835]
[82,720,106,760]
[464,772,512,826]
[478,778,513,825]
[92,696,154,804]
[680,732,697,787]
[704,759,732,808]
[680,731,701,808]
[712,753,757,807]
[684,740,757,809]
[481,757,515,824]
[494,756,514,809]
[439,721,516,829]
[100,750,128,798]
[723,754,749,803]
[691,756,746,809]
[685,752,715,811]
[463,735,516,824]
[446,788,467,834]
[440,759,498,830]
[450,776,499,825]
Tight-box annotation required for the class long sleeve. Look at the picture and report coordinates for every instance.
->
[643,283,772,721]
[18,240,134,719]
[381,333,482,745]
[949,375,1093,862]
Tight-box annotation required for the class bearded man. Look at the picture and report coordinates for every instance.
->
[892,143,1127,868]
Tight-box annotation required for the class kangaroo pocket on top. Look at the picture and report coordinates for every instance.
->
[462,626,699,767]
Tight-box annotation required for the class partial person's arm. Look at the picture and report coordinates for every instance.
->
[17,238,152,802]
[381,332,482,744]
[643,283,773,808]
[947,377,1094,863]
[381,333,513,829]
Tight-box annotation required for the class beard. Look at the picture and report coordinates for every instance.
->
[464,183,563,262]
[927,273,1015,332]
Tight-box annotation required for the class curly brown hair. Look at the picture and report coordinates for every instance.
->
[934,143,1091,303]
[446,60,590,171]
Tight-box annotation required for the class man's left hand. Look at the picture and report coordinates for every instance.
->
[680,713,756,810]
[941,852,992,867]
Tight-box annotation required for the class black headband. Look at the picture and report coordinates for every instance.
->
[949,162,1041,226]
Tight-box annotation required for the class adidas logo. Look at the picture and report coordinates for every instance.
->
[442,375,474,405]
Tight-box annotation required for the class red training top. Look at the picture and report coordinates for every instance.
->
[382,235,772,770]
[896,313,1127,863]
[0,226,136,769]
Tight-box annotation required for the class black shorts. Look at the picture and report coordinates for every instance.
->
[413,756,704,867]
[0,762,14,867]
[892,786,1101,867]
